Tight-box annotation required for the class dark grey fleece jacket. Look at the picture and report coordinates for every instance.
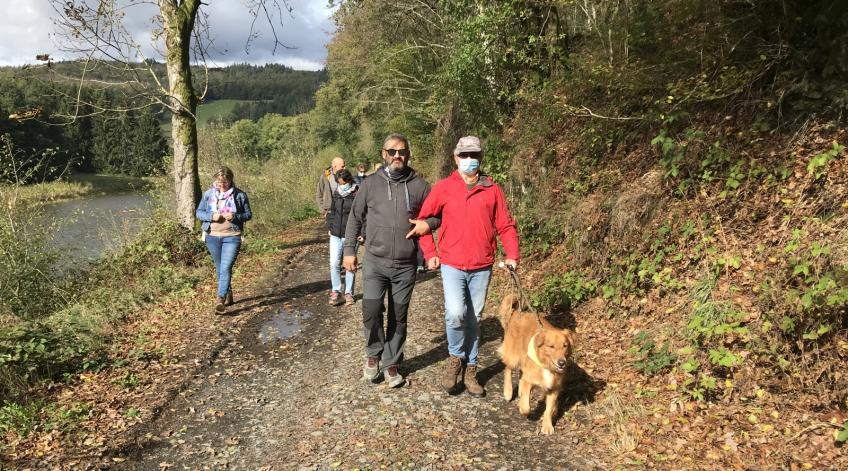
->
[343,166,437,265]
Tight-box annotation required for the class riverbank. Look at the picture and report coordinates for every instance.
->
[5,173,160,205]
[0,221,321,468]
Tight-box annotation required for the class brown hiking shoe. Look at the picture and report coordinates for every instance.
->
[214,297,226,315]
[225,290,234,306]
[464,364,485,397]
[441,356,463,393]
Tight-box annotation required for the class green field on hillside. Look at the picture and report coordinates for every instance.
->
[159,99,253,134]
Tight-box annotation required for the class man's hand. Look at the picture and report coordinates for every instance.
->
[427,256,440,270]
[405,218,431,239]
[503,259,518,270]
[343,255,357,272]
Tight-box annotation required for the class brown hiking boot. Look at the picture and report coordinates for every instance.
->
[214,297,226,315]
[441,355,463,393]
[464,364,485,397]
[225,290,234,306]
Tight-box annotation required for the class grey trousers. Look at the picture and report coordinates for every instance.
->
[361,260,417,369]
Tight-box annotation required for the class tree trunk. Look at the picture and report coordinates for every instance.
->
[161,0,201,229]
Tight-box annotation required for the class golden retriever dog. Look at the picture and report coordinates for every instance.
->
[498,293,576,435]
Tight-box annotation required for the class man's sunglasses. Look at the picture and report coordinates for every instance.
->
[384,148,410,157]
[457,152,482,159]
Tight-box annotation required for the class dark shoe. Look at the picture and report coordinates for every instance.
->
[329,291,342,306]
[464,364,485,397]
[225,290,234,306]
[363,356,380,382]
[441,355,463,393]
[344,293,355,306]
[214,297,226,315]
[385,365,406,388]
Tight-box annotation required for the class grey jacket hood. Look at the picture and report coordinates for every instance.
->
[342,164,431,265]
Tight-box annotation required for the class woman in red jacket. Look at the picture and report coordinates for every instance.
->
[417,136,520,398]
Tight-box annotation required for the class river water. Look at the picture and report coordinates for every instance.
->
[43,192,153,267]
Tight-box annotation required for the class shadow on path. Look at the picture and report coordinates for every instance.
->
[226,279,329,316]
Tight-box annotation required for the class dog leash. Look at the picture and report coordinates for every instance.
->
[499,262,544,329]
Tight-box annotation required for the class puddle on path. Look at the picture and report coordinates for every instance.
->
[257,307,313,344]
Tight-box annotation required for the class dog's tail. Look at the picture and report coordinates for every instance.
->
[498,293,520,330]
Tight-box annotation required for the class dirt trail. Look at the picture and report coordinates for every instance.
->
[116,223,604,470]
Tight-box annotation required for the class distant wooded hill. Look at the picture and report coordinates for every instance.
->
[0,62,325,181]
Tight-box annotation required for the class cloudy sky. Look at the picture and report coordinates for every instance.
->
[0,1,337,70]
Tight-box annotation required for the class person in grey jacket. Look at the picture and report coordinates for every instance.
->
[316,157,345,215]
[343,133,438,388]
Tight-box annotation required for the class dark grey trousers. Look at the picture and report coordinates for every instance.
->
[361,260,417,369]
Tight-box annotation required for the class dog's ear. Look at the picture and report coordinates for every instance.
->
[499,293,519,316]
[534,330,547,348]
[562,329,577,353]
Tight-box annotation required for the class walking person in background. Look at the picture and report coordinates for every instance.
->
[416,136,520,397]
[316,157,345,216]
[326,168,359,307]
[354,163,367,184]
[343,133,439,388]
[196,166,253,315]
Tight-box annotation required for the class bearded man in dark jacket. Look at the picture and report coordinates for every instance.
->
[343,133,438,388]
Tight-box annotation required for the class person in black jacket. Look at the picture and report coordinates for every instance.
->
[327,168,359,307]
[343,133,440,388]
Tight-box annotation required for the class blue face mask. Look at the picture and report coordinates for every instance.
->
[338,183,352,192]
[458,158,479,175]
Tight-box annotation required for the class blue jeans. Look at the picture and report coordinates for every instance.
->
[205,235,241,297]
[329,235,355,294]
[440,264,492,366]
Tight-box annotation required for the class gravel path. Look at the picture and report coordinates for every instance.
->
[116,225,604,470]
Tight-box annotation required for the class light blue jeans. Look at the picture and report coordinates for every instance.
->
[205,235,241,298]
[440,263,492,366]
[329,235,355,294]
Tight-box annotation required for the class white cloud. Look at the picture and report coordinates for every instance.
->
[0,0,336,70]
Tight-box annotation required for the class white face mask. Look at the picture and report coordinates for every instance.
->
[458,158,479,175]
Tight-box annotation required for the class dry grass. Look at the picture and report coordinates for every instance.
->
[595,389,645,457]
[608,169,665,251]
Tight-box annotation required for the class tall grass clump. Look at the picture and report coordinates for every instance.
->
[0,135,68,399]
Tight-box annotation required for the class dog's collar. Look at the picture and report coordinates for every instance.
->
[527,334,546,369]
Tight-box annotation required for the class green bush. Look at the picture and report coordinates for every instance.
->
[0,400,42,438]
[532,269,598,311]
[630,331,677,376]
[0,322,94,399]
[0,200,62,321]
[96,210,205,278]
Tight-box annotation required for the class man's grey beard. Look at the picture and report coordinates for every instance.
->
[386,159,406,170]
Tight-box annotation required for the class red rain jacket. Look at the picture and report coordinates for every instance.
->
[418,171,519,270]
